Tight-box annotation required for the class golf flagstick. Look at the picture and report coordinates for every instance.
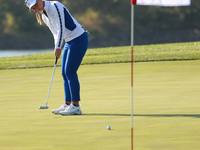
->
[131,0,135,150]
[39,57,58,109]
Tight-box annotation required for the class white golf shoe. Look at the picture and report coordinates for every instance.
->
[60,104,82,115]
[52,104,69,114]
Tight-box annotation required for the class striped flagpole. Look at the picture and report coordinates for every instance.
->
[131,0,136,150]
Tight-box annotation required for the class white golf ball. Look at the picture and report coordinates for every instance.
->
[107,126,111,130]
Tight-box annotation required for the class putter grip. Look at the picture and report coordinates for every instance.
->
[55,57,58,65]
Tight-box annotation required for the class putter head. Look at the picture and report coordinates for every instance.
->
[39,106,49,109]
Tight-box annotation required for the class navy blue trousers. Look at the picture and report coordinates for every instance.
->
[61,32,88,102]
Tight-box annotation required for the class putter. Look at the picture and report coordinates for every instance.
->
[39,57,58,109]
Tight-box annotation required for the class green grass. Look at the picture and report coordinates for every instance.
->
[1,41,200,69]
[1,61,200,149]
[1,42,200,149]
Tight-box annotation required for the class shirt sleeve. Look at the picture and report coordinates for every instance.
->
[53,3,64,49]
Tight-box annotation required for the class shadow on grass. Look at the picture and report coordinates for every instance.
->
[83,113,130,117]
[83,113,200,118]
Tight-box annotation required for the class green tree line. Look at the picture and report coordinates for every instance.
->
[0,0,199,49]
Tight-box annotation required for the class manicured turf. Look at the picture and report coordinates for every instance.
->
[1,41,200,69]
[1,60,200,149]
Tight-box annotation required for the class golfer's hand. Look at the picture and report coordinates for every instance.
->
[54,49,61,59]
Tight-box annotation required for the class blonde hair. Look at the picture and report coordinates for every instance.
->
[34,0,45,25]
[35,11,42,25]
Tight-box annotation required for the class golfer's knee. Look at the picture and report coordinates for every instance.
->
[66,70,77,80]
[62,70,67,80]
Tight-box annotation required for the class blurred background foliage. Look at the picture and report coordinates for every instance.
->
[0,0,200,49]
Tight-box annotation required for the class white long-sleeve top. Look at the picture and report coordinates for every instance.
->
[41,1,85,49]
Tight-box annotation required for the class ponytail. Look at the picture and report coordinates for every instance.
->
[35,11,42,25]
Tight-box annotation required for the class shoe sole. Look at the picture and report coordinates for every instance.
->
[52,110,65,115]
[60,111,82,116]
[52,109,67,115]
[52,112,61,115]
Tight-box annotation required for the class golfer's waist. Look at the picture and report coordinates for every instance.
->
[64,29,85,43]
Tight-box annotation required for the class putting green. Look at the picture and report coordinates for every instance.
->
[0,61,200,150]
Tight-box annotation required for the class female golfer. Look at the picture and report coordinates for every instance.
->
[25,0,88,115]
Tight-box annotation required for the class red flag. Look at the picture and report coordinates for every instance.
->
[131,0,136,5]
